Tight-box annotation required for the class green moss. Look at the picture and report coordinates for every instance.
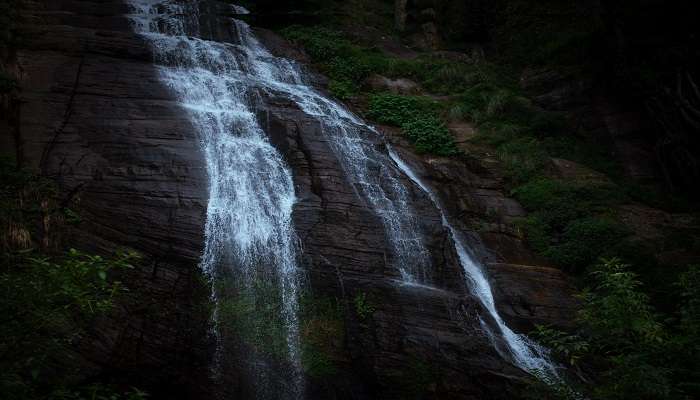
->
[393,357,438,399]
[301,343,337,379]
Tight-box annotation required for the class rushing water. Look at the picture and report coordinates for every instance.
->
[388,148,561,381]
[126,1,303,398]
[126,0,560,395]
[209,14,433,284]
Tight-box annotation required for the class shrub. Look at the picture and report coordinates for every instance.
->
[547,218,628,272]
[0,249,138,399]
[514,178,629,271]
[496,137,549,184]
[367,93,440,126]
[533,259,687,400]
[401,116,458,156]
[328,79,356,100]
[368,94,458,155]
[353,292,375,320]
[281,26,349,60]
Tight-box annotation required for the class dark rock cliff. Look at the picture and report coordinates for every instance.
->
[9,0,212,397]
[5,0,577,399]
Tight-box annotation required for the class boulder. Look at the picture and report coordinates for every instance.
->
[364,74,423,95]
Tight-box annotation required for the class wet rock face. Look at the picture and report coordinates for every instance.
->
[10,1,577,399]
[384,136,578,332]
[12,0,212,397]
[260,98,528,399]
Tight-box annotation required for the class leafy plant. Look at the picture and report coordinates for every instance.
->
[367,94,458,155]
[0,249,138,399]
[367,94,441,126]
[534,259,700,399]
[401,116,459,156]
[353,292,375,321]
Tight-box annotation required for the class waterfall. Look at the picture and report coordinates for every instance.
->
[126,0,562,394]
[387,148,561,381]
[126,1,303,398]
[225,25,433,284]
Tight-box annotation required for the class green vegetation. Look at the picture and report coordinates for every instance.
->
[397,358,438,398]
[280,8,699,398]
[300,294,344,379]
[216,278,291,358]
[280,26,381,99]
[492,0,602,66]
[512,178,628,272]
[1,249,139,400]
[50,385,148,400]
[0,158,144,400]
[216,282,346,380]
[367,94,458,155]
[534,259,700,399]
[352,292,375,321]
[281,25,513,97]
[444,67,636,275]
[280,25,504,155]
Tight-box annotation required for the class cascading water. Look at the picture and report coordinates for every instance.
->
[226,26,433,284]
[127,0,562,394]
[126,1,303,398]
[387,148,561,382]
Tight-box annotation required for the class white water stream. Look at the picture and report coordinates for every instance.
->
[126,0,560,395]
[388,148,561,380]
[127,1,303,398]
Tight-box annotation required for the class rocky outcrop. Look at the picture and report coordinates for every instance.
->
[260,95,528,399]
[383,133,577,331]
[520,67,660,184]
[393,0,492,49]
[364,74,422,95]
[486,263,579,331]
[10,0,212,397]
[6,1,578,399]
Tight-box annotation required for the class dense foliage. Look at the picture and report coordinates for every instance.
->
[278,3,700,398]
[0,158,144,400]
[367,94,458,155]
[535,259,700,399]
[1,249,139,399]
